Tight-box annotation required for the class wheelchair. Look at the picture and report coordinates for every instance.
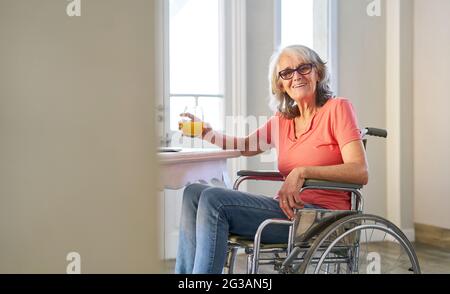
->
[225,128,421,274]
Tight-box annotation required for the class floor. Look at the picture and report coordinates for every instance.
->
[164,242,450,274]
[413,242,450,273]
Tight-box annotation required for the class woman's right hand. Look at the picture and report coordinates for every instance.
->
[277,167,305,220]
[179,112,212,138]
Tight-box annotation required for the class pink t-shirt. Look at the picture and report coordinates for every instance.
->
[255,98,362,210]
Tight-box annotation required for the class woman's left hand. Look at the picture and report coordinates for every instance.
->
[277,167,305,220]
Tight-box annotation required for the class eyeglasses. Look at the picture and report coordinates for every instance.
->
[278,63,314,80]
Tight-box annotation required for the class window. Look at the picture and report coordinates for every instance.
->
[277,0,338,93]
[167,0,225,143]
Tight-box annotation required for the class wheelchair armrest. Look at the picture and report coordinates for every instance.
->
[236,170,283,179]
[303,179,363,191]
[235,170,363,190]
[233,170,284,190]
[302,180,364,211]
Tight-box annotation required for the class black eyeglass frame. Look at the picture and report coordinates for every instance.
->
[278,63,314,80]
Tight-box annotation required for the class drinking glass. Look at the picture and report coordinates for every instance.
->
[178,105,204,138]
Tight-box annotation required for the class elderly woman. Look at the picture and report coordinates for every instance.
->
[175,45,368,274]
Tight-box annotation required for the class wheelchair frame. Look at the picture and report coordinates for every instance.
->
[225,128,421,274]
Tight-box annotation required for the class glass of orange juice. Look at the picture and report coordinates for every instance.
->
[179,106,204,137]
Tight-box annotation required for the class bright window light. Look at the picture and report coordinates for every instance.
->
[169,0,221,95]
[280,0,314,49]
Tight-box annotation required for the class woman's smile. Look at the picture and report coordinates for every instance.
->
[292,83,306,88]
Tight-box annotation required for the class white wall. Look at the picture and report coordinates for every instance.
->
[384,0,415,234]
[0,0,161,273]
[245,0,283,196]
[414,0,450,229]
[338,0,388,218]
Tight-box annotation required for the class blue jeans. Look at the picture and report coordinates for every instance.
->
[174,183,322,274]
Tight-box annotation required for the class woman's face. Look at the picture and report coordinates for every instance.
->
[277,52,319,103]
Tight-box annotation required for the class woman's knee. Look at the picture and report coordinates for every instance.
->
[180,184,211,224]
[198,187,230,209]
[183,183,210,203]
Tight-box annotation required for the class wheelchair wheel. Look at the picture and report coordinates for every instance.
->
[295,214,421,274]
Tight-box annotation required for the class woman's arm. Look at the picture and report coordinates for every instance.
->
[201,120,274,157]
[202,127,265,157]
[180,112,273,156]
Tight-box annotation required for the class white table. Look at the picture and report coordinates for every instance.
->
[158,148,242,259]
[158,148,242,189]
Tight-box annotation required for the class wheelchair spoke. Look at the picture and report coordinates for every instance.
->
[369,226,375,242]
[364,225,370,261]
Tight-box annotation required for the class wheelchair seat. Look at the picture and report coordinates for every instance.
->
[228,235,288,250]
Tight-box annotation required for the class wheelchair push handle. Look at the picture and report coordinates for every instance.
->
[363,127,387,138]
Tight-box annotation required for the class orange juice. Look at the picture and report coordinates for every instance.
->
[178,121,204,137]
